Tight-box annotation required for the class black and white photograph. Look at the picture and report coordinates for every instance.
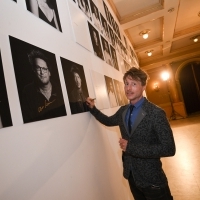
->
[101,36,112,66]
[60,58,89,115]
[90,0,101,31]
[103,1,110,24]
[110,45,119,70]
[25,0,62,32]
[100,14,109,40]
[0,51,13,129]
[108,25,115,47]
[113,79,124,106]
[9,36,66,124]
[104,76,117,108]
[77,0,91,20]
[88,22,104,60]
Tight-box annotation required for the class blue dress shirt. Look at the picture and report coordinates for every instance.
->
[125,97,145,132]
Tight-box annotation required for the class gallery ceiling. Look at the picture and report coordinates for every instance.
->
[107,0,200,70]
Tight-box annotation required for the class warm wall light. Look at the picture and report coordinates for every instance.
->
[190,35,199,42]
[139,29,150,39]
[153,83,159,92]
[145,50,153,56]
[161,71,170,81]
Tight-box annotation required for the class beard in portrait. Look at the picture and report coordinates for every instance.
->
[21,49,66,123]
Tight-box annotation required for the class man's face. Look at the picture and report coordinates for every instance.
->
[34,58,51,85]
[73,72,82,89]
[124,76,145,104]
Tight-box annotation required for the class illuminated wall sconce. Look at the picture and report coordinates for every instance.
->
[145,50,153,56]
[190,35,199,42]
[153,83,159,92]
[139,29,150,39]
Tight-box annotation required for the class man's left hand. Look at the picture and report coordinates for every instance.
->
[119,138,128,151]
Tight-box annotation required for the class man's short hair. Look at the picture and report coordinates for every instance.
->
[28,49,51,72]
[123,67,149,86]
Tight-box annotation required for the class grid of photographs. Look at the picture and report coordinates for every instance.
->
[1,0,138,127]
[86,0,136,72]
[69,0,137,72]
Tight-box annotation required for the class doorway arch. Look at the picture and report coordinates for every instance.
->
[175,58,200,115]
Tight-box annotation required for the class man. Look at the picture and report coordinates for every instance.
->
[86,67,175,200]
[69,65,89,114]
[22,49,66,123]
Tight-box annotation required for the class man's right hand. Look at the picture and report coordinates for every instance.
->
[86,97,95,109]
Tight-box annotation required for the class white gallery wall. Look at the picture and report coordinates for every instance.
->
[0,0,138,199]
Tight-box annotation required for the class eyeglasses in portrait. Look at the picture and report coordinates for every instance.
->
[25,0,62,32]
[9,36,67,124]
[60,58,89,115]
[0,51,13,129]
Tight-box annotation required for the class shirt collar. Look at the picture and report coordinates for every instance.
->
[129,97,144,109]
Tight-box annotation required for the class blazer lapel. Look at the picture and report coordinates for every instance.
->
[122,105,129,134]
[131,108,147,134]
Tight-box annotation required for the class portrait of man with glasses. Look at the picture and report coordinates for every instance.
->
[9,36,66,124]
[21,49,66,123]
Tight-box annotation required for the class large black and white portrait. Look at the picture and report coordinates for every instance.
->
[60,58,89,115]
[77,0,91,20]
[9,36,66,123]
[104,76,117,108]
[110,45,119,70]
[101,36,112,66]
[25,0,62,32]
[89,0,101,31]
[0,51,12,129]
[88,22,104,60]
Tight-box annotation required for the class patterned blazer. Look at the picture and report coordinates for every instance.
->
[89,97,176,188]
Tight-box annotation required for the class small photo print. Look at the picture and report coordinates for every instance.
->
[100,13,109,41]
[0,51,13,129]
[60,57,89,115]
[104,76,117,108]
[101,36,112,66]
[25,0,62,32]
[110,45,119,70]
[9,36,67,124]
[77,0,92,20]
[88,22,104,60]
[113,79,125,106]
[89,0,101,31]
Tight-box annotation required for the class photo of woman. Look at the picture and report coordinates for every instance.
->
[26,0,62,31]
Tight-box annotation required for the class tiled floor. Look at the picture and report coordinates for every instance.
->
[162,114,200,200]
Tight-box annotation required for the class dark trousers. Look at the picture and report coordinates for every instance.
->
[128,173,173,200]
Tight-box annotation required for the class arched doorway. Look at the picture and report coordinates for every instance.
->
[176,61,200,115]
